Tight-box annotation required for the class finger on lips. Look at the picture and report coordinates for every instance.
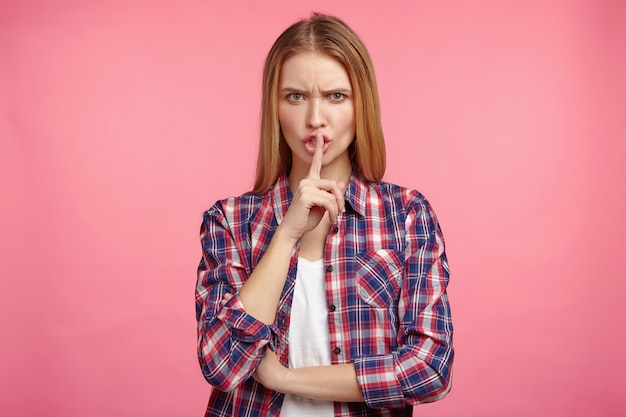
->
[301,133,346,221]
[307,133,324,180]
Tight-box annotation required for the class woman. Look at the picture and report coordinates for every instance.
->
[196,13,453,417]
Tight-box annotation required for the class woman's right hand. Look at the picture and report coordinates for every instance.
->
[279,134,346,241]
[237,135,345,325]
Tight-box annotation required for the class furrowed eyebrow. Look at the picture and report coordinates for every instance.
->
[323,88,352,94]
[322,88,352,96]
[279,87,352,94]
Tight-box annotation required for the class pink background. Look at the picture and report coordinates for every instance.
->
[1,0,625,415]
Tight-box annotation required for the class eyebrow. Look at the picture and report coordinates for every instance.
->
[279,86,352,94]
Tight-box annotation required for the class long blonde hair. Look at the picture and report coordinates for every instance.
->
[252,13,386,193]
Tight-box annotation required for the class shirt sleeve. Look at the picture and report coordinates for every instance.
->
[195,201,271,392]
[353,194,454,408]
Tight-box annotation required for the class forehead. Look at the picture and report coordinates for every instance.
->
[278,52,352,89]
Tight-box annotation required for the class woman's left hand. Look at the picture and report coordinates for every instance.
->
[252,349,286,392]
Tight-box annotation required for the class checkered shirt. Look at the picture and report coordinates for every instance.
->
[196,171,453,416]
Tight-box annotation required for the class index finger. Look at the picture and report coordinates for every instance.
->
[307,134,324,179]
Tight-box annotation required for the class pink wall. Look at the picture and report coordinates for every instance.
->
[1,0,625,415]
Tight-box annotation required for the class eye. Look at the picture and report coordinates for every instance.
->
[331,92,346,101]
[287,92,303,101]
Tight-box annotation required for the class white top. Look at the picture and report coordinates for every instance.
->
[280,257,334,417]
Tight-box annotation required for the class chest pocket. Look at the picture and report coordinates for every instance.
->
[355,249,405,308]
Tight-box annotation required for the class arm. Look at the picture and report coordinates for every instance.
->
[353,195,454,408]
[253,350,365,402]
[196,203,273,392]
[196,202,304,391]
[252,195,453,407]
[239,134,345,325]
[196,135,346,391]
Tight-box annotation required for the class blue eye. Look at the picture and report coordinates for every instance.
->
[288,93,303,101]
[331,92,345,100]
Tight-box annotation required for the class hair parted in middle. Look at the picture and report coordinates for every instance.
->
[252,13,386,193]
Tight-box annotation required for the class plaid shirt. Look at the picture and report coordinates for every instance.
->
[196,171,453,416]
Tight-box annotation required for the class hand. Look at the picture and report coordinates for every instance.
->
[220,293,233,306]
[280,134,346,240]
[252,349,286,392]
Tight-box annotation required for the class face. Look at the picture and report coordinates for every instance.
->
[278,52,356,180]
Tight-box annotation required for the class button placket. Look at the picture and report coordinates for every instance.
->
[327,214,343,361]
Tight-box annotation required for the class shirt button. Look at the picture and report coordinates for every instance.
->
[329,304,336,312]
[334,347,342,355]
[332,226,339,234]
[326,265,334,272]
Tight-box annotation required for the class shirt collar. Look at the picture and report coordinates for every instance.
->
[344,170,368,217]
[271,170,368,223]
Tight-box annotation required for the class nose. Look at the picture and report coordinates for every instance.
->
[306,99,326,129]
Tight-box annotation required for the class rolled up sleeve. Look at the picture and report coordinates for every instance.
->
[196,203,271,392]
[354,195,454,408]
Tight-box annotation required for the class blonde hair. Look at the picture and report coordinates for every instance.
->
[252,13,386,193]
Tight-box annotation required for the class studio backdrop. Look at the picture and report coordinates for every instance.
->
[1,0,625,416]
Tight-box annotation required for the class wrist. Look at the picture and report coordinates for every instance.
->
[273,223,300,247]
[271,364,291,393]
[255,354,290,393]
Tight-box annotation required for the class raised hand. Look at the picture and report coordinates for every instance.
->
[280,134,346,241]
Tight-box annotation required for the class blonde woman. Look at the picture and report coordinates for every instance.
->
[196,13,453,417]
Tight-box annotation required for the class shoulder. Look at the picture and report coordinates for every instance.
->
[372,179,434,214]
[372,180,444,239]
[372,181,446,255]
[203,191,270,225]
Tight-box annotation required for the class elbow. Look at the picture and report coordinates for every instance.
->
[413,354,454,404]
[199,357,247,392]
[421,366,453,403]
[196,306,271,392]
[197,337,249,392]
[400,345,454,405]
[203,375,241,393]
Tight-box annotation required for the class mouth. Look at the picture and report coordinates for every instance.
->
[303,134,330,155]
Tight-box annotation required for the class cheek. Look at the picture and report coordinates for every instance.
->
[278,119,294,139]
[278,107,298,131]
[278,119,298,146]
[334,104,355,124]
[338,110,356,132]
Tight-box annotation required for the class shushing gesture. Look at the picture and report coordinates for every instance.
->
[280,134,346,241]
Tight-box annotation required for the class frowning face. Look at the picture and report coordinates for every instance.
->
[278,52,356,180]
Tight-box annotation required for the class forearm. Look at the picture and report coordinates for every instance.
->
[255,352,364,403]
[238,226,297,324]
[282,363,365,402]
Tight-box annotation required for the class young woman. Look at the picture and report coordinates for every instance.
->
[195,13,453,417]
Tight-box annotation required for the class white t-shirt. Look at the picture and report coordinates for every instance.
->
[280,257,335,417]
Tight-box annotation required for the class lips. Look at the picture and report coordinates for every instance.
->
[304,134,330,155]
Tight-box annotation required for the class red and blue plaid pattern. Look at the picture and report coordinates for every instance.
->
[196,172,453,416]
